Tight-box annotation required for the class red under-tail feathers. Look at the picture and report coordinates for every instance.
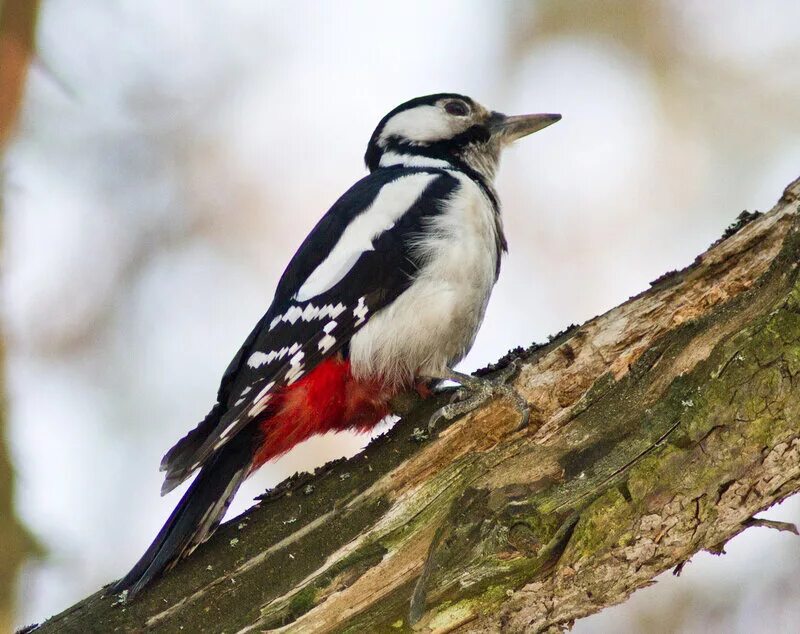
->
[253,357,391,467]
[112,356,395,599]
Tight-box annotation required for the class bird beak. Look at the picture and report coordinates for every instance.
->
[488,112,561,144]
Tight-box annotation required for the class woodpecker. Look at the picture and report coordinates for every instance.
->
[112,93,560,599]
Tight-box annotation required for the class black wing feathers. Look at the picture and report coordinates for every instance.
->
[160,168,459,491]
[271,168,407,306]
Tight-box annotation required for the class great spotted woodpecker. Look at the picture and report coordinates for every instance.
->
[113,93,560,598]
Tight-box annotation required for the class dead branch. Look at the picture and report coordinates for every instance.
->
[33,176,800,633]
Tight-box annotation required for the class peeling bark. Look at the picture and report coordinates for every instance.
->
[33,176,800,633]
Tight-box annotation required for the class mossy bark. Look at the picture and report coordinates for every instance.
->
[33,176,800,633]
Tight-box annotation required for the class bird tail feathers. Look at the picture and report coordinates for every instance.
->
[159,402,226,495]
[111,429,254,600]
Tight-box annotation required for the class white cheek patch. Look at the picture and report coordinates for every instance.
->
[294,173,438,302]
[380,105,454,144]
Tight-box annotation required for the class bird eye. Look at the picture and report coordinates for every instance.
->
[444,101,470,116]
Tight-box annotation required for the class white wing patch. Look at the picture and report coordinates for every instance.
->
[294,173,439,302]
[223,172,440,438]
[318,320,338,353]
[285,351,305,385]
[269,302,346,331]
[217,419,240,440]
[247,341,302,369]
[354,296,369,326]
[247,351,270,368]
[247,381,276,417]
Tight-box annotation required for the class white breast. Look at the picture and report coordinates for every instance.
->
[349,171,500,385]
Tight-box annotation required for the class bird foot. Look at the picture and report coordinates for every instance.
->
[428,361,530,432]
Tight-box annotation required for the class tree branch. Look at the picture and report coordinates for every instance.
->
[33,176,800,633]
[0,0,39,147]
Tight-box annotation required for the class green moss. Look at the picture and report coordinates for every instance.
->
[745,408,796,448]
[785,344,800,376]
[624,316,797,511]
[527,510,563,545]
[482,584,509,603]
[682,301,800,444]
[752,323,788,366]
[36,209,800,634]
[424,584,512,631]
[563,489,632,560]
[319,541,387,586]
[286,585,317,621]
[379,461,480,553]
[426,599,478,631]
[572,371,617,413]
[258,541,390,629]
[505,507,564,553]
[786,278,800,311]
[626,444,683,502]
[772,309,800,341]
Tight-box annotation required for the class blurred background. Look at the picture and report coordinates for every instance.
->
[1,0,799,631]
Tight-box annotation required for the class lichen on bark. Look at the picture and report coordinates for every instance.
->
[33,176,800,633]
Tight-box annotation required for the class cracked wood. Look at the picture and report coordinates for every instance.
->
[33,176,800,634]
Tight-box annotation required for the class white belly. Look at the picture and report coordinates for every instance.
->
[349,172,500,385]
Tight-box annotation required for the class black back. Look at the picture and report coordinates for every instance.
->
[160,167,461,491]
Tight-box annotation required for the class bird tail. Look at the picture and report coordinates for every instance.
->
[111,428,256,600]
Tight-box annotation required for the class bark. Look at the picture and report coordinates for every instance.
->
[33,176,800,633]
[1,2,41,632]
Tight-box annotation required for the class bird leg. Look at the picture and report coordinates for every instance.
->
[426,361,530,432]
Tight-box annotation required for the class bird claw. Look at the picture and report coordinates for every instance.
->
[492,358,522,384]
[427,361,530,432]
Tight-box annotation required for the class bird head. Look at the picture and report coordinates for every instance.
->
[365,93,560,180]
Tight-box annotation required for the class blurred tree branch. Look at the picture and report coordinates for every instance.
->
[1,1,41,632]
[0,0,38,147]
[33,177,800,633]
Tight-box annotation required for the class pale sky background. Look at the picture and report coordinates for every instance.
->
[3,1,800,631]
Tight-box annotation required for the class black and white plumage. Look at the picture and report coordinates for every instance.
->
[160,167,462,492]
[114,93,560,598]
